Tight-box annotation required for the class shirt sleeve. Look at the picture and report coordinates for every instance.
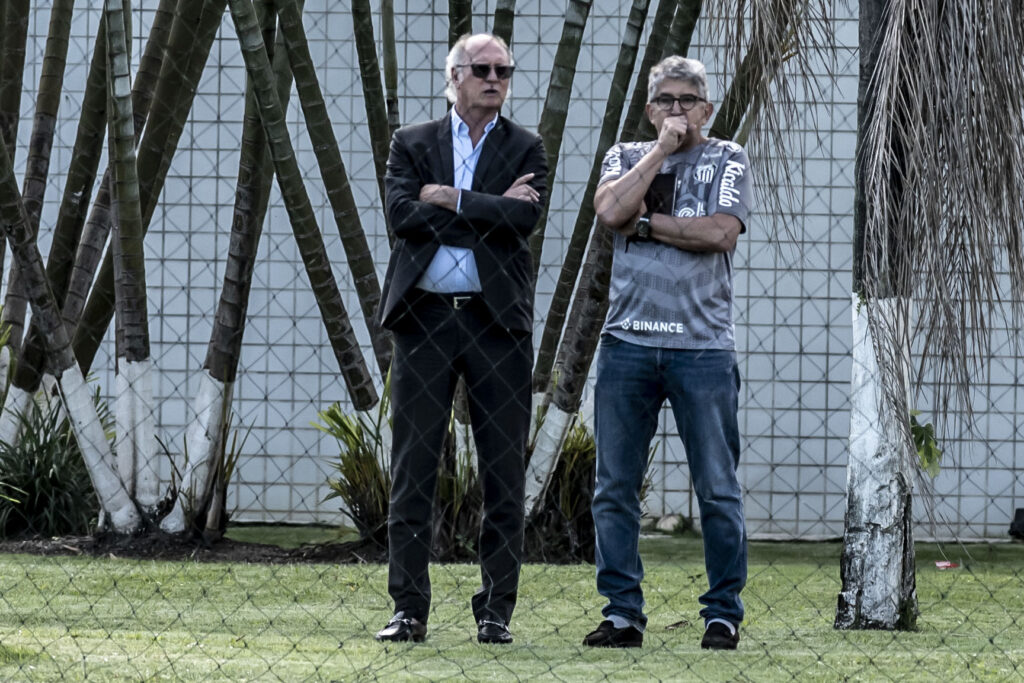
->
[598,143,627,186]
[707,143,754,230]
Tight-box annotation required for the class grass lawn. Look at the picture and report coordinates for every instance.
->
[1,535,1021,681]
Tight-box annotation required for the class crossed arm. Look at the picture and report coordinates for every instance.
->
[384,131,546,244]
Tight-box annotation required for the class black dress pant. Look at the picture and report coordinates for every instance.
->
[386,290,531,625]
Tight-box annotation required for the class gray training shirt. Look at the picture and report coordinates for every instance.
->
[598,138,754,350]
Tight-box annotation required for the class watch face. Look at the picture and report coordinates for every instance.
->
[636,219,651,239]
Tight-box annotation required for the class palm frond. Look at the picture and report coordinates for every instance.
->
[858,0,1024,432]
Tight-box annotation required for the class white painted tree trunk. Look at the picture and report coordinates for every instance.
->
[116,357,160,510]
[0,384,33,446]
[0,344,10,391]
[835,295,918,630]
[161,370,231,533]
[56,367,140,532]
[524,403,573,516]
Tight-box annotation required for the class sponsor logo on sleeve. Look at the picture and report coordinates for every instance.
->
[718,160,745,208]
[600,152,622,182]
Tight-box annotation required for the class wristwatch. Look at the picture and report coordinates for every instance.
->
[634,214,653,241]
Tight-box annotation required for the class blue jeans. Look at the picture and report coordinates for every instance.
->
[593,335,747,630]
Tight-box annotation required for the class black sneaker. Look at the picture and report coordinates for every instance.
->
[582,620,643,648]
[700,621,739,650]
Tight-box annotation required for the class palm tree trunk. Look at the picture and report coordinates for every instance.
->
[1,0,77,360]
[532,0,658,396]
[448,0,472,46]
[837,296,917,630]
[0,0,32,352]
[836,0,916,630]
[47,25,109,310]
[663,0,702,56]
[70,0,228,374]
[380,0,400,138]
[2,0,170,402]
[526,226,614,514]
[164,0,288,533]
[0,0,28,157]
[492,0,516,44]
[47,0,171,314]
[0,133,139,533]
[351,0,392,243]
[0,0,77,421]
[708,0,796,141]
[105,0,160,511]
[274,0,390,378]
[620,0,679,142]
[5,0,171,411]
[527,0,593,274]
[228,0,378,410]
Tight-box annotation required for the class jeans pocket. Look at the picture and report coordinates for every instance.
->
[599,333,625,347]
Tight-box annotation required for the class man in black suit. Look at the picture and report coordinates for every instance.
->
[374,32,547,645]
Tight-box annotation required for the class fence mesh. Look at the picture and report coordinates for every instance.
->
[0,0,1021,680]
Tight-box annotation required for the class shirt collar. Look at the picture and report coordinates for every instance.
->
[451,107,499,139]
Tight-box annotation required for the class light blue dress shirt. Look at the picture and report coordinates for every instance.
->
[414,108,498,293]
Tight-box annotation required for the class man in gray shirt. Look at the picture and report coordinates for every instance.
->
[583,55,753,650]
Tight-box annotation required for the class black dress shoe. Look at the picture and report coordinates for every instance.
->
[477,619,513,644]
[582,620,643,648]
[375,612,427,642]
[700,621,739,650]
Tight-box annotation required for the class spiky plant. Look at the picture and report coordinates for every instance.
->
[319,378,391,548]
[0,391,112,537]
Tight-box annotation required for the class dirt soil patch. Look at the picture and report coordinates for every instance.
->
[0,530,591,564]
[0,532,388,564]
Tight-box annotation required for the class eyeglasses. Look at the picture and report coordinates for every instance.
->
[651,94,706,111]
[458,63,515,80]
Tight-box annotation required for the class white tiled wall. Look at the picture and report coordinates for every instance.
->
[11,0,1021,538]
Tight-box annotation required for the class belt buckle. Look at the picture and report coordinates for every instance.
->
[452,295,472,310]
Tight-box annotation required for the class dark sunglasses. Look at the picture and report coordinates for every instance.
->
[459,63,515,80]
[651,94,706,112]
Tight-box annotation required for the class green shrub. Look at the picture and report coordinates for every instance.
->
[526,419,597,562]
[197,414,249,541]
[318,380,483,559]
[318,379,391,548]
[0,393,103,537]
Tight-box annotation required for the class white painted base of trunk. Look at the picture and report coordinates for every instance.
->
[524,404,573,516]
[116,357,160,509]
[0,344,10,390]
[58,368,140,533]
[162,372,230,533]
[453,418,476,472]
[836,294,917,629]
[0,384,33,446]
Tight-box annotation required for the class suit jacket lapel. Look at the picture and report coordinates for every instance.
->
[473,117,507,191]
[436,112,455,185]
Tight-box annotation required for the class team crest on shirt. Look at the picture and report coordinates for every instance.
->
[678,202,705,218]
[694,164,715,184]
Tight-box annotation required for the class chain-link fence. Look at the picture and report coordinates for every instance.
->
[0,0,1021,679]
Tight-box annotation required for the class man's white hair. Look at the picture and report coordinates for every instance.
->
[648,55,709,101]
[444,33,515,103]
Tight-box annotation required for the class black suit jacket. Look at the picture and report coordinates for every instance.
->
[378,112,548,333]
